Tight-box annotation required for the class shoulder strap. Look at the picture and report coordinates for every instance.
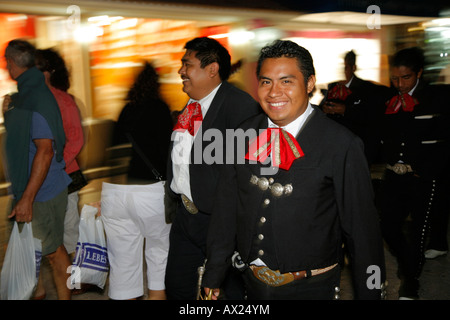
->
[125,132,162,181]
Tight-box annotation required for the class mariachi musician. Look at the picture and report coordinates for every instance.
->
[321,50,390,164]
[378,47,450,300]
[202,40,386,300]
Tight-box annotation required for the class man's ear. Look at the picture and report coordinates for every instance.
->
[307,74,316,94]
[208,62,219,78]
[417,68,423,79]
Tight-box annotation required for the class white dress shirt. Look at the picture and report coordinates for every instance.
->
[170,83,222,202]
[267,102,314,138]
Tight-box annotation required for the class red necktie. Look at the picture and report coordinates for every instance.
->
[385,93,418,114]
[173,102,203,135]
[327,83,352,101]
[245,128,304,170]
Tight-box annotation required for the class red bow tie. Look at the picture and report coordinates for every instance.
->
[327,83,352,101]
[385,93,418,114]
[245,128,304,170]
[173,102,203,135]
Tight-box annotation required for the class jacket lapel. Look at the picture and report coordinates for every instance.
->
[198,81,228,132]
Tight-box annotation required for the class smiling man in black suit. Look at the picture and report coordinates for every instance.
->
[164,37,261,300]
[202,40,386,300]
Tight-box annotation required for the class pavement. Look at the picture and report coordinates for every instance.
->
[1,174,449,302]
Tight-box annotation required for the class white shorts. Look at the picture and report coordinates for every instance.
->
[101,181,171,300]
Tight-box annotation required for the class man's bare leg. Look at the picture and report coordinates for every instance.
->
[31,274,46,299]
[46,245,72,300]
[148,289,166,300]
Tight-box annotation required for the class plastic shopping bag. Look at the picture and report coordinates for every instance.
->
[71,205,109,289]
[0,222,41,300]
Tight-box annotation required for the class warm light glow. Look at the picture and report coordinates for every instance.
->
[229,31,254,45]
[210,31,255,45]
[6,14,27,22]
[116,18,138,29]
[88,15,109,22]
[253,28,283,48]
[88,15,124,26]
[286,37,381,105]
[209,33,229,39]
[431,18,450,26]
[74,25,104,43]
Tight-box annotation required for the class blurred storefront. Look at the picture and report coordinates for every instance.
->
[1,0,448,122]
[0,0,448,194]
[0,12,203,121]
[0,0,294,122]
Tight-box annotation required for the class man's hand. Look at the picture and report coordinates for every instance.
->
[89,201,102,216]
[8,196,33,222]
[2,94,11,114]
[323,101,346,115]
[8,138,54,223]
[203,288,220,300]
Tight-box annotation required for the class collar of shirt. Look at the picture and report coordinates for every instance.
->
[345,76,354,88]
[187,83,222,118]
[267,103,313,138]
[408,78,420,96]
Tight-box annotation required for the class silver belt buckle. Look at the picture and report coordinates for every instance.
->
[393,163,408,175]
[181,194,198,214]
[389,163,412,175]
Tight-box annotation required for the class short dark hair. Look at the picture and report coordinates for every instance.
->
[35,48,70,91]
[344,50,356,66]
[256,40,315,87]
[184,37,231,81]
[391,47,425,74]
[5,39,36,69]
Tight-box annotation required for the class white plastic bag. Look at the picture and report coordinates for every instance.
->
[71,205,109,289]
[0,222,41,300]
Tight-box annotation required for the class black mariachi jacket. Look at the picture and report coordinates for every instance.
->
[166,80,261,214]
[380,82,450,180]
[203,107,386,300]
[323,76,391,164]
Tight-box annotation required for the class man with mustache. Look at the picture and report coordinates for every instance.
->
[164,37,261,300]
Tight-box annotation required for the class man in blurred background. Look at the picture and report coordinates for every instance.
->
[3,39,72,300]
[378,47,450,300]
[321,50,390,164]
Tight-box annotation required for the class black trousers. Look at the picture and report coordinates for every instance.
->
[379,171,444,281]
[427,181,450,252]
[165,203,245,300]
[242,266,340,300]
